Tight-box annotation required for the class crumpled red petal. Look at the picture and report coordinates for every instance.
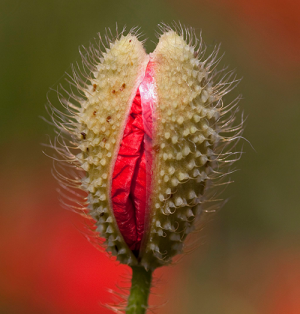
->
[111,89,146,252]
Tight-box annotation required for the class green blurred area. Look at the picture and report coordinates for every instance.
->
[1,0,300,313]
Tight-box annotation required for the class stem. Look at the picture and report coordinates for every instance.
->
[126,266,153,314]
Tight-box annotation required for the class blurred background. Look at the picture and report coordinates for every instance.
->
[1,0,300,313]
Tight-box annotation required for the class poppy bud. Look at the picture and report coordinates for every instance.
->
[48,25,243,272]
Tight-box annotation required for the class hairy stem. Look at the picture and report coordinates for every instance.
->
[126,266,153,314]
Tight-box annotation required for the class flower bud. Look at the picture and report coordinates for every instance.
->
[47,25,243,271]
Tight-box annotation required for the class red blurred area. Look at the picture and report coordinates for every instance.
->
[219,0,300,66]
[264,251,300,314]
[0,174,127,313]
[183,0,300,76]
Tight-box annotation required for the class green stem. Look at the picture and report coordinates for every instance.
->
[126,266,153,314]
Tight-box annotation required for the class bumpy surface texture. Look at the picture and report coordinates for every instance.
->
[140,32,220,269]
[48,26,241,270]
[78,34,148,265]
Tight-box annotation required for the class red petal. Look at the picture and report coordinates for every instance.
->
[111,90,146,251]
[111,62,155,254]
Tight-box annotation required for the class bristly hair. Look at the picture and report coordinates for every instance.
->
[43,22,245,267]
[150,22,245,260]
[43,26,131,247]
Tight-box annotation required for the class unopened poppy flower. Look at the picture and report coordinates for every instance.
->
[46,23,243,313]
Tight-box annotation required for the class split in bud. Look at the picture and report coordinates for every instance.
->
[47,24,243,271]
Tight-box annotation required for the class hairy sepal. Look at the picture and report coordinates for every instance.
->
[140,30,234,270]
[78,34,149,265]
